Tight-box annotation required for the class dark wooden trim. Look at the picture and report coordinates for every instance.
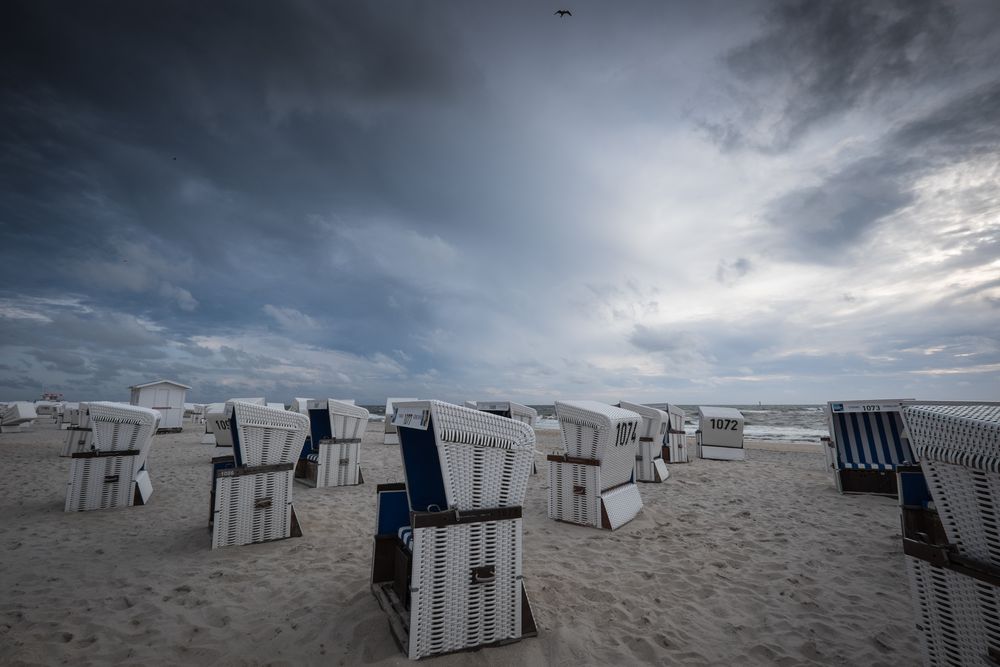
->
[371,535,398,584]
[546,453,600,466]
[212,455,235,465]
[319,437,362,445]
[289,507,303,538]
[214,462,294,478]
[377,482,407,493]
[71,449,139,459]
[411,506,522,528]
[638,437,654,442]
[839,468,898,497]
[904,538,1000,587]
[521,584,538,637]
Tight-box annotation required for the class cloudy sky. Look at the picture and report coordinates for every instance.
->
[1,0,998,404]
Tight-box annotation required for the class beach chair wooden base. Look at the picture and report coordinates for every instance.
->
[837,468,898,496]
[901,502,1000,665]
[65,450,141,512]
[370,495,537,660]
[210,462,301,549]
[699,444,746,461]
[295,440,363,488]
[547,457,643,529]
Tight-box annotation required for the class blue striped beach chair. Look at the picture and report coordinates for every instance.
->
[823,399,917,495]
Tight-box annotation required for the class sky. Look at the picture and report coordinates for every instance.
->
[1,0,998,405]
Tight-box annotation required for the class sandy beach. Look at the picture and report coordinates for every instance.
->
[0,420,919,666]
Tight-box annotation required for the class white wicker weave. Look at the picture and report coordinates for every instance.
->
[87,402,159,453]
[906,555,1000,666]
[227,401,309,467]
[555,400,639,491]
[546,458,644,529]
[322,399,370,440]
[905,404,1000,565]
[1,401,37,428]
[315,440,362,487]
[62,411,92,457]
[619,401,669,483]
[547,459,601,527]
[408,518,524,659]
[901,402,1000,666]
[476,401,538,426]
[65,455,136,511]
[663,404,689,463]
[601,483,644,530]
[212,469,294,549]
[64,403,159,512]
[395,400,535,510]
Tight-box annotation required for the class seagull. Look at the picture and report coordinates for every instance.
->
[554,9,571,17]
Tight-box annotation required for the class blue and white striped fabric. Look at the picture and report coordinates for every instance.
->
[832,410,915,470]
[398,526,413,551]
[306,453,319,463]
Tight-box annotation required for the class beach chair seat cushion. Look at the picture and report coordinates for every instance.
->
[398,526,413,551]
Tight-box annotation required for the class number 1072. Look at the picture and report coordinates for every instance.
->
[709,418,739,431]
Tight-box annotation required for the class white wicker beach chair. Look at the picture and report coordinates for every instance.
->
[384,397,417,444]
[0,401,37,433]
[295,399,368,488]
[662,403,689,463]
[823,399,917,495]
[476,401,539,473]
[548,400,644,530]
[896,402,1000,666]
[370,400,537,660]
[696,406,745,461]
[619,401,670,483]
[60,403,91,456]
[64,402,159,511]
[209,401,309,549]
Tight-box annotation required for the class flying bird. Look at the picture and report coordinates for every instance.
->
[554,9,571,17]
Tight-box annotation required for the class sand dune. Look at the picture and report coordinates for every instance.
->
[0,421,918,666]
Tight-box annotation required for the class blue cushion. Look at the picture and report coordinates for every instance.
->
[398,526,413,551]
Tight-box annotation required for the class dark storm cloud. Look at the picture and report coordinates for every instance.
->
[702,0,959,152]
[1,1,996,403]
[764,79,1000,258]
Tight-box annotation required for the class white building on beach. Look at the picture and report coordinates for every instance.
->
[129,380,190,432]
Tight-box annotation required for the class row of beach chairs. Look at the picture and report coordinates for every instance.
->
[50,396,1000,663]
[820,399,1000,665]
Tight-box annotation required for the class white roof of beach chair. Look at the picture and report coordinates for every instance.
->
[698,406,744,421]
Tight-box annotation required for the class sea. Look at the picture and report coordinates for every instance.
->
[366,403,830,444]
[534,404,828,442]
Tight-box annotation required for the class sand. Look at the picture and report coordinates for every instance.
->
[0,420,919,666]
